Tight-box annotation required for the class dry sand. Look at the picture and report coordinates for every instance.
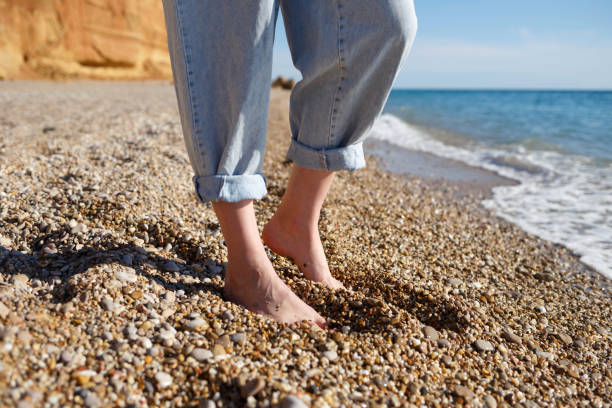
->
[0,81,610,407]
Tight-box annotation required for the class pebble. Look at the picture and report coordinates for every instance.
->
[159,329,175,341]
[84,392,102,408]
[454,385,475,402]
[0,301,9,319]
[199,400,216,408]
[161,260,180,272]
[60,349,75,364]
[484,394,498,408]
[422,326,439,341]
[231,332,246,344]
[100,296,115,312]
[437,338,450,348]
[115,269,137,283]
[11,274,29,290]
[502,328,522,345]
[241,377,265,398]
[155,372,173,389]
[184,318,209,332]
[212,344,226,356]
[208,264,223,274]
[120,254,134,266]
[447,277,463,287]
[474,339,495,352]
[322,350,338,361]
[191,348,213,362]
[557,333,573,346]
[280,395,308,408]
[534,305,547,314]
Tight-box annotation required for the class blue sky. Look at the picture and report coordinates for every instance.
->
[271,0,612,89]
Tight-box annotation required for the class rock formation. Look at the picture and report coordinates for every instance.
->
[0,0,172,80]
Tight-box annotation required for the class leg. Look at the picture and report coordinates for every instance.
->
[263,165,344,289]
[162,0,278,202]
[162,0,325,325]
[215,200,326,326]
[266,0,417,287]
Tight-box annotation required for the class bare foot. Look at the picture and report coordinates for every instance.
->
[223,251,327,327]
[262,215,345,290]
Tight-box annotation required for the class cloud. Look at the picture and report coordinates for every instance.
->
[398,34,612,88]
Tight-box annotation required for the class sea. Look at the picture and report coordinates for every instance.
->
[369,90,612,279]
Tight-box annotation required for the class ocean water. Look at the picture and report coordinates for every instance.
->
[369,90,612,278]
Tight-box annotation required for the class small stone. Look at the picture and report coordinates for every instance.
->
[155,372,173,389]
[280,395,308,408]
[0,234,12,247]
[441,355,452,366]
[115,269,137,283]
[120,254,134,266]
[447,277,463,287]
[534,272,554,282]
[534,305,547,314]
[161,260,180,272]
[241,377,265,398]
[61,349,75,364]
[437,338,450,348]
[423,326,439,341]
[322,350,338,361]
[198,399,216,408]
[208,264,223,274]
[454,385,475,402]
[502,329,522,345]
[130,290,143,300]
[0,301,9,319]
[158,329,175,341]
[216,334,231,348]
[100,296,115,312]
[84,392,102,408]
[221,310,234,321]
[557,333,573,346]
[535,349,554,360]
[73,370,96,387]
[484,394,498,408]
[212,344,226,356]
[11,274,29,290]
[184,318,209,332]
[191,348,213,362]
[474,339,494,352]
[231,332,246,344]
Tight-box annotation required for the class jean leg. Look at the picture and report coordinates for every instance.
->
[162,0,279,202]
[280,0,417,171]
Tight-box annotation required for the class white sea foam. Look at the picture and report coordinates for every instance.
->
[370,114,612,279]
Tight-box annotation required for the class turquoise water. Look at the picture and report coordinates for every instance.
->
[384,90,612,161]
[370,90,612,277]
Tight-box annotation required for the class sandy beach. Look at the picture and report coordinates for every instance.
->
[0,81,610,407]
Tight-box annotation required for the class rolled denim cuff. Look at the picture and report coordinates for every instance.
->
[193,174,267,203]
[286,139,366,171]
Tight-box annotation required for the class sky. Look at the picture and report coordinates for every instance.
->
[271,0,612,89]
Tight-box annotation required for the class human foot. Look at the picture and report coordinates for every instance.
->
[223,251,327,327]
[262,215,345,290]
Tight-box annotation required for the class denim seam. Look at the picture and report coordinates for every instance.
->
[174,0,205,195]
[328,1,346,155]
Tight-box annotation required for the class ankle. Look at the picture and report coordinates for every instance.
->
[271,206,318,237]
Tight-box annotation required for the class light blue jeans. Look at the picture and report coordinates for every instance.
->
[162,0,417,202]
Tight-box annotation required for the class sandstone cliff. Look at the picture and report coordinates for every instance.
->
[0,0,172,80]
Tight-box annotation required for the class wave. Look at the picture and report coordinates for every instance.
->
[369,114,612,279]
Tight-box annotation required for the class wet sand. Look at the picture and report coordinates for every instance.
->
[0,81,610,407]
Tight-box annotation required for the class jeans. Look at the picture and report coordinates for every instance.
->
[162,0,417,202]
